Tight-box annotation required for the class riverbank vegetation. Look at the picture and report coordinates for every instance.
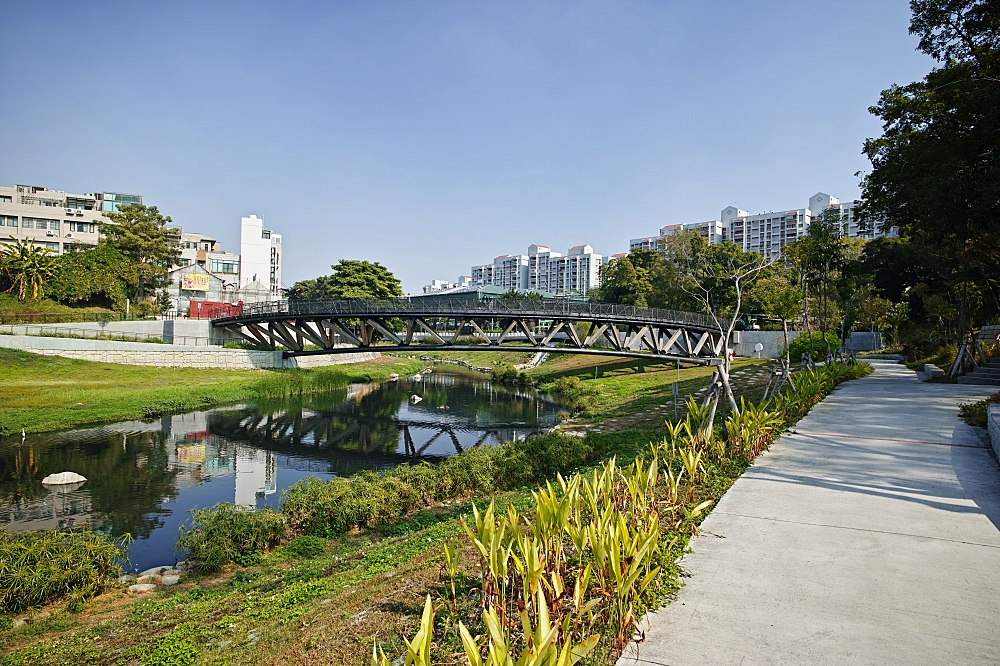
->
[0,531,127,616]
[0,350,423,436]
[959,390,1000,428]
[0,361,871,665]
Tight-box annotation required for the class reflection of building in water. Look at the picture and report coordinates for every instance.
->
[0,485,93,532]
[235,447,277,507]
[164,421,277,506]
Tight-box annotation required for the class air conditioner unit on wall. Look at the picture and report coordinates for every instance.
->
[46,230,55,237]
[65,233,73,238]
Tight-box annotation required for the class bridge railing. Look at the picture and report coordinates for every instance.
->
[216,298,725,330]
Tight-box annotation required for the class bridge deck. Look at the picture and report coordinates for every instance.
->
[211,298,728,364]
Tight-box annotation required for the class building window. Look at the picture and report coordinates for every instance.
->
[0,216,16,227]
[23,218,58,230]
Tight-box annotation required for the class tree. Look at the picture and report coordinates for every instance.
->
[501,289,543,300]
[663,233,773,343]
[590,249,659,307]
[47,246,139,311]
[0,239,55,301]
[290,260,403,301]
[860,0,1000,336]
[747,272,803,362]
[99,204,180,301]
[590,245,696,311]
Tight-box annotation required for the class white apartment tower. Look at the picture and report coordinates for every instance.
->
[239,214,282,297]
[471,244,603,295]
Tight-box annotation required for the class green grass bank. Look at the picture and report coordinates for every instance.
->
[0,349,424,436]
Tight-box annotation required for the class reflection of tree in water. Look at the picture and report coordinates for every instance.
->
[0,431,179,539]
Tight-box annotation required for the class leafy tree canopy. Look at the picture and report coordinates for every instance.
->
[860,0,1000,333]
[99,204,180,300]
[289,260,403,301]
[47,246,139,311]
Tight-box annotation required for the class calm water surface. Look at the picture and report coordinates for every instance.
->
[0,371,559,571]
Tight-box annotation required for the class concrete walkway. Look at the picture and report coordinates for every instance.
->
[621,361,1000,665]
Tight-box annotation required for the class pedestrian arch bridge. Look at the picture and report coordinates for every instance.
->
[210,299,727,365]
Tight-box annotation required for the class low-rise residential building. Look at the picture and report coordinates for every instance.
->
[0,183,137,255]
[178,232,221,268]
[207,251,241,286]
[421,276,472,294]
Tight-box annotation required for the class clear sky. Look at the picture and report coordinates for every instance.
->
[0,1,932,293]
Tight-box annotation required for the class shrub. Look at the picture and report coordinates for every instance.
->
[282,535,326,558]
[0,530,125,613]
[959,391,1000,428]
[176,505,288,572]
[549,376,600,413]
[786,331,841,362]
[281,433,594,537]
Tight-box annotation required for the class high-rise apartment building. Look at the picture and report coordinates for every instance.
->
[626,192,896,261]
[470,244,602,295]
[239,214,282,297]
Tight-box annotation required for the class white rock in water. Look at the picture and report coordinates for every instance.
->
[41,472,87,485]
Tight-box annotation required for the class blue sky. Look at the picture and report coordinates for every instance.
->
[0,1,931,293]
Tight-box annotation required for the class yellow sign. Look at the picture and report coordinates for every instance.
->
[181,273,210,291]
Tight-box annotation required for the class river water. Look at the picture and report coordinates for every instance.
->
[0,370,559,571]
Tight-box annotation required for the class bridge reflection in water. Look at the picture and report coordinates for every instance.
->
[205,374,558,475]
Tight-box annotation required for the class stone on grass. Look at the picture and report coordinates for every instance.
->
[128,583,157,594]
[138,565,172,577]
[161,575,181,586]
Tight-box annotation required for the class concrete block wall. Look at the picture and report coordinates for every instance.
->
[0,319,224,346]
[0,334,378,369]
[731,330,801,358]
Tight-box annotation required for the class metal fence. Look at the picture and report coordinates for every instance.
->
[0,312,122,325]
[0,325,220,347]
[216,298,724,330]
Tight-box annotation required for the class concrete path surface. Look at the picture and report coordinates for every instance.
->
[620,360,1000,666]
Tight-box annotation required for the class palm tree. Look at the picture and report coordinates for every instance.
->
[0,239,55,300]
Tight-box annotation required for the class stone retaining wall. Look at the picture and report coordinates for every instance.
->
[988,404,1000,462]
[0,335,378,369]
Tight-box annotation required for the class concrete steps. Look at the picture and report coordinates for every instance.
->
[958,359,1000,386]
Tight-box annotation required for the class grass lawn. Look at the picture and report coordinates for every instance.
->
[530,354,768,428]
[0,350,423,436]
[398,348,536,369]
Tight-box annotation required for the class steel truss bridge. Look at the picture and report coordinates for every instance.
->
[211,299,728,365]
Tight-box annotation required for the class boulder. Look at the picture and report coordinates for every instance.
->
[41,472,87,485]
[161,575,181,586]
[138,565,172,577]
[128,583,157,594]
